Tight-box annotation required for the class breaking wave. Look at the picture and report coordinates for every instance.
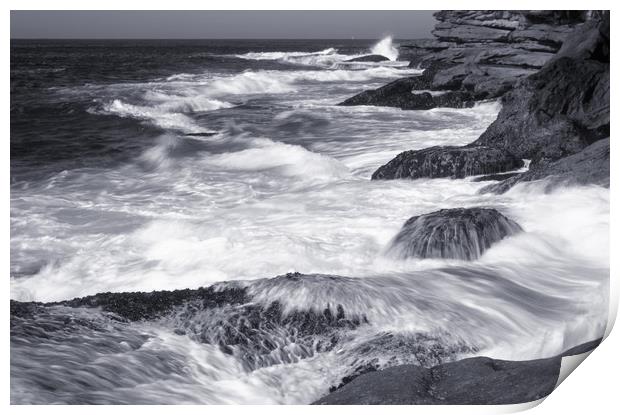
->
[371,36,399,61]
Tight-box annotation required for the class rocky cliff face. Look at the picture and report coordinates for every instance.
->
[342,10,599,110]
[357,10,609,191]
[401,11,593,98]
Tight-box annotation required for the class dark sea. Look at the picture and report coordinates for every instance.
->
[10,38,608,404]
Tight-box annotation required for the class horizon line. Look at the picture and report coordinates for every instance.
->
[11,37,423,40]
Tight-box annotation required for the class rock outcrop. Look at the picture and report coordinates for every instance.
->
[480,137,610,194]
[314,338,602,405]
[402,11,592,97]
[371,145,524,180]
[346,54,390,62]
[472,15,610,165]
[386,208,522,260]
[342,11,594,110]
[12,273,367,372]
[339,63,478,110]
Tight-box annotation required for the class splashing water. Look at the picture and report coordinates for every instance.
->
[371,36,399,61]
[10,39,608,404]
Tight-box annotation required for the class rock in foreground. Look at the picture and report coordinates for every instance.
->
[372,145,524,180]
[313,338,601,405]
[387,208,522,260]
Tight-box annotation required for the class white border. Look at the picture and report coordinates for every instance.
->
[3,2,617,414]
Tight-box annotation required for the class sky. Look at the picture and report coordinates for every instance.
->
[10,10,436,39]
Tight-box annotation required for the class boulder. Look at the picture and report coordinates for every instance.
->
[386,208,522,260]
[480,138,609,194]
[346,54,390,62]
[371,145,524,180]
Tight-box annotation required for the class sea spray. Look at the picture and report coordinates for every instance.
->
[371,36,399,61]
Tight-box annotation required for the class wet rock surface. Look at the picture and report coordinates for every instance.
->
[346,54,390,62]
[371,145,524,180]
[386,208,523,260]
[338,63,477,110]
[398,10,592,100]
[12,273,367,371]
[480,138,610,194]
[314,338,602,405]
[345,11,594,111]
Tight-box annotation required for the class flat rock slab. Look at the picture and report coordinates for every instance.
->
[314,338,602,405]
[371,145,524,180]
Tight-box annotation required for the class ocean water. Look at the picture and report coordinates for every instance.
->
[10,38,609,404]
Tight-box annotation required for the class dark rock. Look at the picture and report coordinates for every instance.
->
[339,72,476,111]
[386,208,522,260]
[431,64,536,98]
[552,15,609,62]
[472,172,520,182]
[480,138,609,194]
[371,145,524,180]
[315,356,560,405]
[393,10,596,103]
[346,54,390,62]
[432,24,513,43]
[313,338,602,405]
[184,132,218,137]
[54,284,250,321]
[12,273,368,372]
[433,10,524,31]
[508,24,576,48]
[472,15,609,165]
[561,338,602,356]
[339,63,458,109]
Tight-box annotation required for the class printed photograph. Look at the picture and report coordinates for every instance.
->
[10,9,610,405]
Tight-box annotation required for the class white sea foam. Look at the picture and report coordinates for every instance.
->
[11,45,609,404]
[371,36,399,61]
[101,99,204,133]
[206,138,351,180]
[93,65,421,132]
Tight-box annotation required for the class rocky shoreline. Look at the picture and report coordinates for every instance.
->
[344,10,609,192]
[11,278,603,405]
[10,10,610,405]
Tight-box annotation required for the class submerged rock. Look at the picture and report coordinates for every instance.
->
[346,54,390,62]
[480,137,610,194]
[386,208,522,260]
[12,273,367,372]
[371,145,524,180]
